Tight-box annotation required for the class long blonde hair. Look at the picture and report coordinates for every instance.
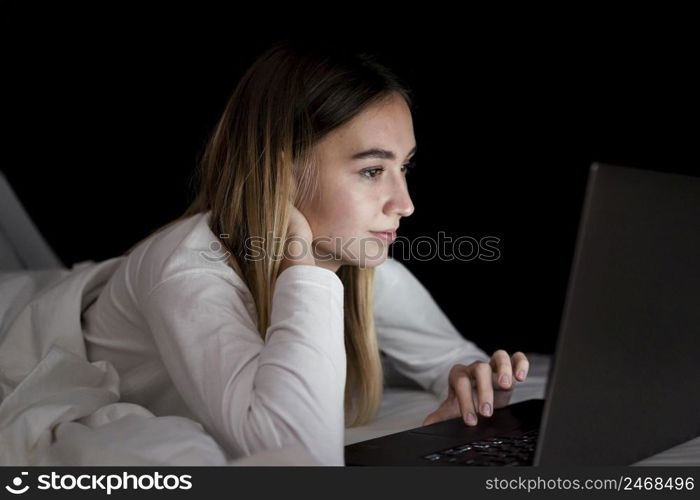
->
[126,39,414,427]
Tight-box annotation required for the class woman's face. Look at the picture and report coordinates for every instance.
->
[301,92,416,272]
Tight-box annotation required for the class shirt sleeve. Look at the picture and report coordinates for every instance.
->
[141,264,346,466]
[373,257,490,402]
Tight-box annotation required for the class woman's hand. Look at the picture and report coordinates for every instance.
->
[286,203,314,243]
[421,350,530,427]
[278,203,317,275]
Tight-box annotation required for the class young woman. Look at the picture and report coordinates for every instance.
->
[81,39,530,466]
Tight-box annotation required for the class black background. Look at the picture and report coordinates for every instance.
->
[2,5,698,355]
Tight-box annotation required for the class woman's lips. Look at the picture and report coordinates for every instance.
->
[369,230,397,243]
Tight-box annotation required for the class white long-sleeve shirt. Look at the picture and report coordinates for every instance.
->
[82,211,489,465]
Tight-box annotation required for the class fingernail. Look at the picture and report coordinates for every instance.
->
[517,370,526,380]
[466,412,477,425]
[500,375,510,386]
[482,403,492,416]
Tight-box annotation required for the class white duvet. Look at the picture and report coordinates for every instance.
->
[0,261,250,466]
[1,262,698,466]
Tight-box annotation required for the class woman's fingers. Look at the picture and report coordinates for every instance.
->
[423,351,530,427]
[452,365,479,426]
[422,401,456,427]
[470,361,494,419]
[490,349,513,389]
[511,351,530,381]
[453,362,497,426]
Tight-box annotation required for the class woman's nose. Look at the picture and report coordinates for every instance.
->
[386,177,415,218]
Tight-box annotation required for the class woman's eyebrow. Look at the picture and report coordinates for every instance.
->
[350,145,417,161]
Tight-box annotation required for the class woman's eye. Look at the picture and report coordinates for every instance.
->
[402,159,417,174]
[361,161,417,180]
[361,167,383,179]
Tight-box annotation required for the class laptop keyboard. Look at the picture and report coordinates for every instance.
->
[422,429,539,466]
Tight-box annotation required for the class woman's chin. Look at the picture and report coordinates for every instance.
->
[356,254,388,269]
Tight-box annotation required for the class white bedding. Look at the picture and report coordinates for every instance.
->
[1,263,699,466]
